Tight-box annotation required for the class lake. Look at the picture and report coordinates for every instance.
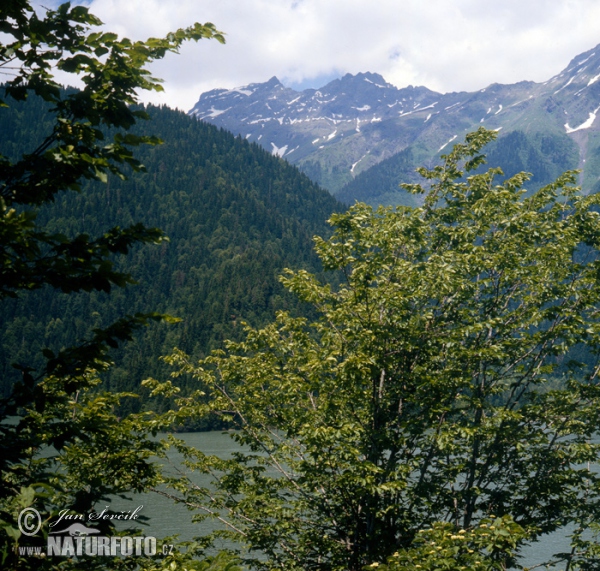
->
[107,430,597,568]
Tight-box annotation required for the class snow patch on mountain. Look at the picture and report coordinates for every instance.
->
[444,102,461,111]
[271,143,288,157]
[439,135,457,152]
[364,78,387,88]
[564,106,600,133]
[420,102,438,111]
[588,73,600,86]
[200,106,230,118]
[574,53,595,68]
[351,153,368,173]
[554,75,576,94]
[227,88,253,96]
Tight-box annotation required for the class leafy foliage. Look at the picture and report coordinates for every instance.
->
[1,1,223,298]
[372,517,526,571]
[163,128,600,570]
[0,1,226,568]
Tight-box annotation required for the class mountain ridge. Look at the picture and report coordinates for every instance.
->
[189,42,600,200]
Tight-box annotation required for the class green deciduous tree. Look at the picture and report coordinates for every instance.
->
[372,516,526,571]
[165,128,600,571]
[0,0,223,297]
[0,2,224,569]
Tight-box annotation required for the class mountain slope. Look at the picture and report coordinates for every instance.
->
[190,72,442,192]
[190,44,600,200]
[0,100,342,414]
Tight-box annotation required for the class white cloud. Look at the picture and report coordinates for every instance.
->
[35,0,600,111]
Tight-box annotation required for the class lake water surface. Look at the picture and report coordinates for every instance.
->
[108,430,597,568]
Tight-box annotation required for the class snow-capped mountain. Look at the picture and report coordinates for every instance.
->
[189,72,441,186]
[190,44,600,199]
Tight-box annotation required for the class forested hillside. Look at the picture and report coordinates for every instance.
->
[0,96,341,415]
[336,129,579,207]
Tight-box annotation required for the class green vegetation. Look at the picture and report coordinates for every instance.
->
[584,131,600,193]
[0,99,341,418]
[162,129,600,571]
[2,3,600,571]
[372,517,526,571]
[0,2,236,569]
[336,146,420,207]
[479,130,579,190]
[337,129,579,208]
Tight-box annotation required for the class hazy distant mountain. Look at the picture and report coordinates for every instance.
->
[190,44,600,204]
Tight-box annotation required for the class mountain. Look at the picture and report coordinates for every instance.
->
[0,98,342,417]
[189,44,600,202]
[189,72,443,193]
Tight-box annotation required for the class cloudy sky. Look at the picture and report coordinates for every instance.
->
[53,0,600,111]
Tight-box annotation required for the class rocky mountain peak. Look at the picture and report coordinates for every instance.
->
[189,43,600,198]
[188,71,442,167]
